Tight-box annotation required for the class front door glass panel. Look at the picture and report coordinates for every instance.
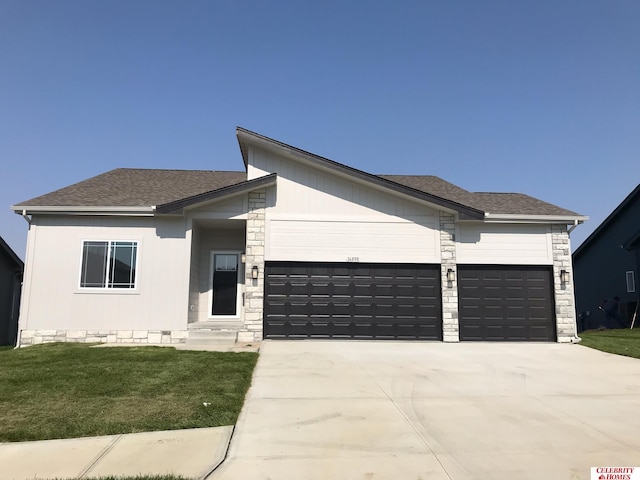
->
[212,254,238,316]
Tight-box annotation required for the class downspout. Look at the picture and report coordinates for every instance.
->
[20,210,31,224]
[567,220,582,342]
[567,219,580,235]
[16,209,31,348]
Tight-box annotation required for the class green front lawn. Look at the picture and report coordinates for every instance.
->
[579,328,640,359]
[0,343,257,442]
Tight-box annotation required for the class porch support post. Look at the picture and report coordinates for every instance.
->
[239,189,266,342]
[552,225,578,342]
[440,212,459,342]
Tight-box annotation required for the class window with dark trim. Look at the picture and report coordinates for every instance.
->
[80,241,138,289]
[626,271,636,293]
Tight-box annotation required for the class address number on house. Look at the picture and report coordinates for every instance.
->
[346,256,360,263]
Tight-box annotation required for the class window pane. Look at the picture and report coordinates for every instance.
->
[215,254,237,271]
[627,271,636,293]
[110,242,137,288]
[81,242,108,288]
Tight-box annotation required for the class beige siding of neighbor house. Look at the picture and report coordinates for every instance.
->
[20,215,190,333]
[249,148,441,263]
[455,223,554,265]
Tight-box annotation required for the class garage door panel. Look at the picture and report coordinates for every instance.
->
[264,262,442,340]
[459,266,555,342]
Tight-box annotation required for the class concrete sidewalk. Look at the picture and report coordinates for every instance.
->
[0,426,232,480]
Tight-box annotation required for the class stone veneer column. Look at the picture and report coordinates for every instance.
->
[552,225,578,342]
[238,189,266,343]
[440,212,459,342]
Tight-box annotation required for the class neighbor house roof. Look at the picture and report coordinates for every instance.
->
[0,236,24,270]
[13,128,585,222]
[573,183,640,259]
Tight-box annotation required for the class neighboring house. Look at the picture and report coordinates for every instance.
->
[0,236,24,346]
[573,184,640,331]
[12,128,587,346]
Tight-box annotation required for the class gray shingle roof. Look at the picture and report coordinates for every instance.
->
[15,169,247,207]
[381,175,580,216]
[14,167,580,218]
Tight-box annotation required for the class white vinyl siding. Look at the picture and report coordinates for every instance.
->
[456,223,553,265]
[249,148,441,263]
[267,217,438,262]
[21,215,190,331]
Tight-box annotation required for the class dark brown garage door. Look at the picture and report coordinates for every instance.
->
[264,262,442,340]
[458,266,556,341]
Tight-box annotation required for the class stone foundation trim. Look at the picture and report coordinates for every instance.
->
[19,330,188,347]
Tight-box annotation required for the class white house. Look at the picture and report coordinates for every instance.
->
[12,128,587,345]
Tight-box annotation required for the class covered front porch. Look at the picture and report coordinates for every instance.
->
[184,189,267,345]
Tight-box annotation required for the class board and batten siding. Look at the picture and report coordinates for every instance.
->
[20,215,191,332]
[455,223,553,265]
[249,148,441,263]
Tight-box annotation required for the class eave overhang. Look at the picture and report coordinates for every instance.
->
[483,213,589,224]
[623,230,640,251]
[11,205,155,216]
[155,173,277,214]
[237,127,485,221]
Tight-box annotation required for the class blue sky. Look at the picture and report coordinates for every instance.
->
[1,0,639,260]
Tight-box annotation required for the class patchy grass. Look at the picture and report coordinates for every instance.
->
[0,343,257,442]
[579,328,640,359]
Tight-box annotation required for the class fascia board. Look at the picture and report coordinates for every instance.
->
[483,213,589,223]
[11,205,155,215]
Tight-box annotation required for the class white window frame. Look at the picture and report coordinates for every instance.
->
[626,271,636,293]
[208,250,243,319]
[78,240,139,291]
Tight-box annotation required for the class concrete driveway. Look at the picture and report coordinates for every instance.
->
[212,341,640,480]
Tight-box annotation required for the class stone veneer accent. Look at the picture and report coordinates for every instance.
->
[18,329,188,347]
[440,212,459,342]
[238,189,266,343]
[551,224,578,342]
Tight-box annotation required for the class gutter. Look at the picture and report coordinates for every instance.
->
[484,213,589,224]
[12,206,155,216]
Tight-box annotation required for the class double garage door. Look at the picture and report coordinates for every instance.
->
[264,262,442,340]
[264,262,556,342]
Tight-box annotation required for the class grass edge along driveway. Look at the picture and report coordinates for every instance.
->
[579,328,640,359]
[0,343,258,442]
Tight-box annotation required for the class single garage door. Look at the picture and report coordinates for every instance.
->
[458,266,556,341]
[264,262,442,340]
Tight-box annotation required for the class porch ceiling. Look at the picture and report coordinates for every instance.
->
[192,218,246,230]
